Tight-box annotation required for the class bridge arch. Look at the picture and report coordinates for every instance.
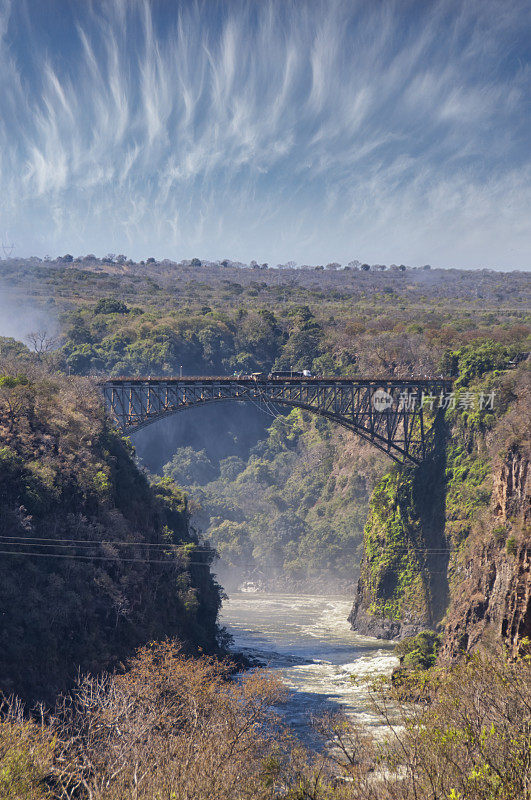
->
[102,376,451,465]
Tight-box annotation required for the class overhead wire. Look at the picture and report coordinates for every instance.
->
[0,534,215,550]
[0,535,456,553]
[246,392,281,419]
[0,549,213,564]
[0,550,453,573]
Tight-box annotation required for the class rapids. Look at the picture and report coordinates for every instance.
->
[220,592,399,746]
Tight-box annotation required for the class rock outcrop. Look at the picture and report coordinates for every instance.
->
[348,453,448,640]
[350,359,530,657]
[440,447,530,660]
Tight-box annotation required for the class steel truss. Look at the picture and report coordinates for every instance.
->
[101,377,452,465]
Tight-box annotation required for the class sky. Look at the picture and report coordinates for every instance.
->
[0,0,529,269]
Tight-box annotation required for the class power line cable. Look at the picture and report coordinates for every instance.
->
[0,550,453,574]
[0,549,214,565]
[0,541,208,552]
[0,535,457,553]
[0,534,215,550]
[0,546,462,566]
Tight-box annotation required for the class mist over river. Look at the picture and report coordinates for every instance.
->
[220,593,399,747]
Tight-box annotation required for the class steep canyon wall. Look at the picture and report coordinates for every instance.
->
[350,361,530,659]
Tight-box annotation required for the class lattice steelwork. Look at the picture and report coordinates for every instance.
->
[101,376,452,465]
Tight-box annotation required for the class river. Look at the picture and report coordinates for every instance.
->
[220,592,399,747]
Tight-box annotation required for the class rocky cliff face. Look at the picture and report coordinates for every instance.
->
[440,446,530,660]
[348,453,448,640]
[0,366,223,702]
[349,359,530,657]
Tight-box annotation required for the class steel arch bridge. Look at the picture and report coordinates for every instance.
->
[101,376,451,465]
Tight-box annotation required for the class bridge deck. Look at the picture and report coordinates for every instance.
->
[102,375,452,386]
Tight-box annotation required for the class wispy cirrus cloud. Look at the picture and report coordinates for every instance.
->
[0,0,529,268]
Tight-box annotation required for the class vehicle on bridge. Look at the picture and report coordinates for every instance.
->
[268,369,313,379]
[233,370,313,380]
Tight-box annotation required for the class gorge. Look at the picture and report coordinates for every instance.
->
[0,257,529,799]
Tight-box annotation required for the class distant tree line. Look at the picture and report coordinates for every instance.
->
[12,252,438,272]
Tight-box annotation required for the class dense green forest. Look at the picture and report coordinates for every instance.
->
[0,256,527,377]
[1,257,529,591]
[161,410,388,591]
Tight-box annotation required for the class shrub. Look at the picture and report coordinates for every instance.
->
[394,630,442,671]
[506,535,517,556]
[0,375,29,388]
[0,706,53,800]
[16,641,290,800]
[493,524,507,544]
[93,298,129,315]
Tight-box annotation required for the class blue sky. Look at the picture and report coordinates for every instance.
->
[0,0,529,269]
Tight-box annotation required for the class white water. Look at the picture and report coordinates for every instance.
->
[220,592,399,746]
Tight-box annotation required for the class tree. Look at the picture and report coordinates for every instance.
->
[67,318,93,345]
[219,456,246,481]
[0,375,31,429]
[93,298,129,315]
[361,263,370,271]
[190,258,202,267]
[26,331,58,360]
[163,446,216,486]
